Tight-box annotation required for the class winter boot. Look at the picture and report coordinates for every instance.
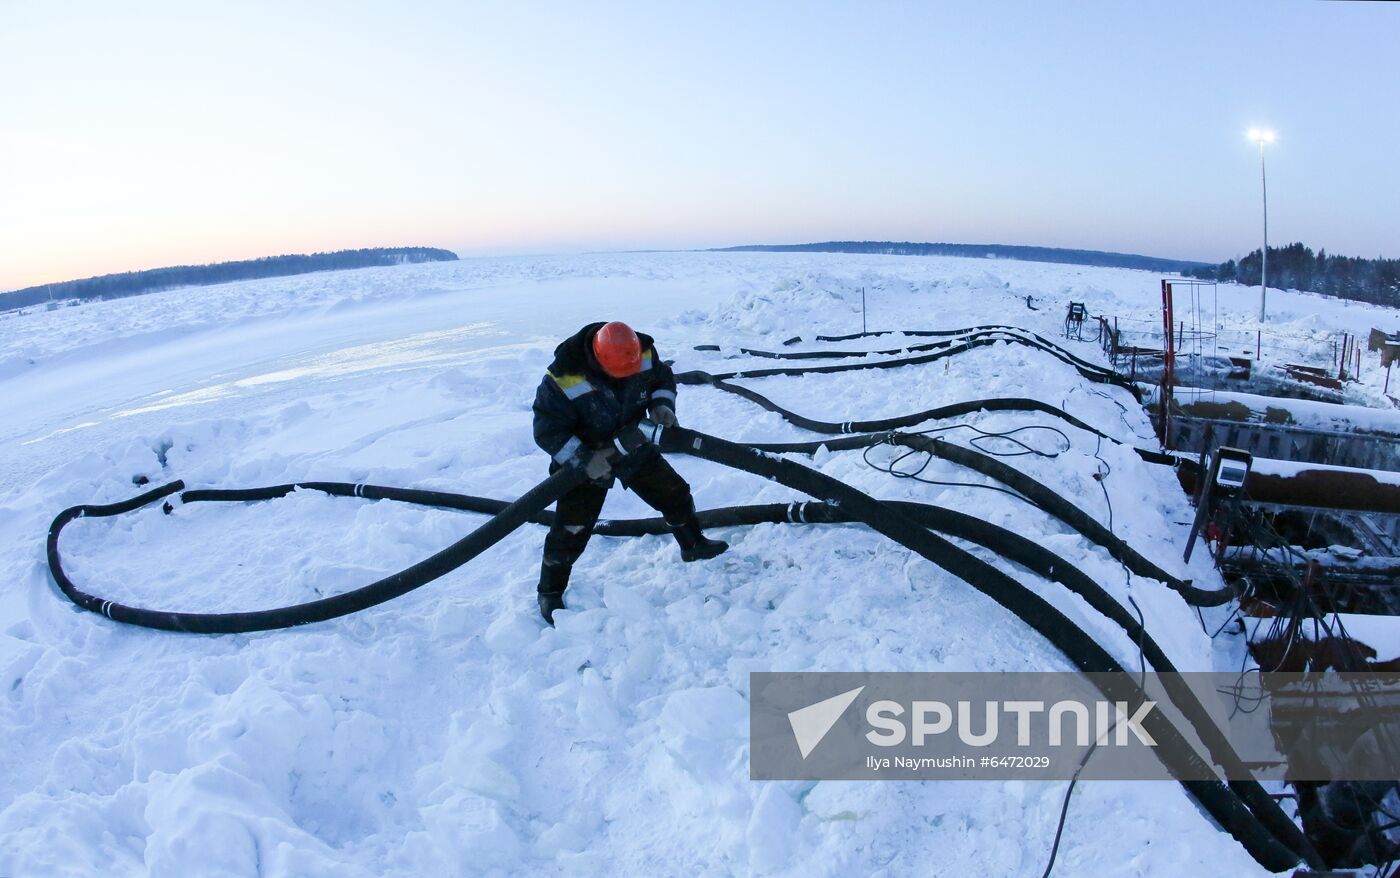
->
[538,558,571,625]
[672,519,728,562]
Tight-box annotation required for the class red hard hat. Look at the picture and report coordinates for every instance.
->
[592,321,643,378]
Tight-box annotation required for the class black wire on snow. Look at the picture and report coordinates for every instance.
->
[677,370,1179,468]
[44,321,1313,868]
[46,468,586,634]
[774,431,1227,607]
[669,370,1226,604]
[694,325,1137,398]
[649,425,1316,872]
[783,325,1122,380]
[46,446,1312,868]
[683,333,1140,399]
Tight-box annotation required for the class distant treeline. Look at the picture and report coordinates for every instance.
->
[1,247,459,311]
[1186,243,1400,308]
[712,241,1210,274]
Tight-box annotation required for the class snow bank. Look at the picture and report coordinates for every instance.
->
[0,252,1302,875]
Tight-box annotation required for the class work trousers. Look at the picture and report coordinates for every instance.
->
[540,449,695,589]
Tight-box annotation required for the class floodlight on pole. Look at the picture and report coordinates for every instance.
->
[1247,128,1275,321]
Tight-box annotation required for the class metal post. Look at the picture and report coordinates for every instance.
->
[1185,446,1220,564]
[1258,139,1269,323]
[861,287,866,335]
[1161,279,1175,447]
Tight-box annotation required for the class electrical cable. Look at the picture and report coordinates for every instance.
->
[685,325,1141,398]
[1041,431,1150,878]
[653,424,1315,871]
[47,449,1318,867]
[718,430,1229,605]
[857,421,1072,502]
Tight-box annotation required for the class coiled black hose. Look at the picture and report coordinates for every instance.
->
[681,335,1139,398]
[781,324,1120,381]
[752,432,1230,607]
[650,425,1314,871]
[691,325,1138,398]
[42,322,1309,867]
[713,325,1108,371]
[46,447,1313,867]
[679,370,1178,467]
[46,468,584,634]
[670,370,1226,604]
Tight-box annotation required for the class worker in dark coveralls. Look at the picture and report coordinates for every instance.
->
[531,321,728,624]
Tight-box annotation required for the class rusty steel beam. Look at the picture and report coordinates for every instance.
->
[1280,364,1343,391]
[1246,461,1400,516]
[1176,458,1400,516]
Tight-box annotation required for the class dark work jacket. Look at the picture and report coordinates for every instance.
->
[532,322,678,468]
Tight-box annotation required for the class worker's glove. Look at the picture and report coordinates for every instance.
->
[610,425,658,479]
[581,448,615,483]
[613,425,651,456]
[648,403,678,428]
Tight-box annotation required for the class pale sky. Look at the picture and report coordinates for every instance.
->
[2,1,1397,290]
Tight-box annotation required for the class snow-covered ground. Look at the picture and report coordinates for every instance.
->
[1,251,1392,876]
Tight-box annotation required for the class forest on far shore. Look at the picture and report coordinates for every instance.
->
[1,247,459,311]
[1187,243,1399,308]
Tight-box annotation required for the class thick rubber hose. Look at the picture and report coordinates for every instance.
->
[707,325,1134,395]
[679,333,1140,399]
[692,374,1118,439]
[680,370,1178,467]
[894,434,1229,605]
[46,476,1313,865]
[47,467,585,634]
[705,325,1113,375]
[780,324,1120,380]
[788,325,1019,344]
[741,430,1231,607]
[671,368,1223,604]
[699,327,1043,361]
[651,425,1309,871]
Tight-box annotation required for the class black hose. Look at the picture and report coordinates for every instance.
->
[751,432,1228,606]
[46,470,1313,866]
[701,325,1136,396]
[650,425,1311,871]
[671,371,1226,604]
[698,327,1030,360]
[706,326,1107,373]
[47,467,585,634]
[680,333,1140,399]
[680,371,1177,467]
[788,325,1013,344]
[42,321,1306,865]
[780,324,1120,380]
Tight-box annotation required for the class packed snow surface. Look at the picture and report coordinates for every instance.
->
[3,251,1391,875]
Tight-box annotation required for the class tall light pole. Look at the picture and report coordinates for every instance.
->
[1248,128,1275,322]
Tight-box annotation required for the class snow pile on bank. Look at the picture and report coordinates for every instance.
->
[0,251,1321,875]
